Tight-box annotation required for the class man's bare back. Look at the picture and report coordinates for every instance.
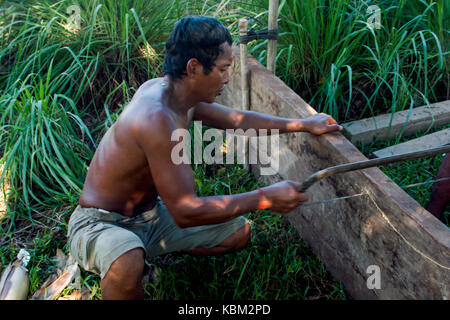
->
[79,78,194,217]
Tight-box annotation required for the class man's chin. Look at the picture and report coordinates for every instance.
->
[202,97,217,103]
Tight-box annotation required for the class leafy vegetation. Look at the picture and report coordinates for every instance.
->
[0,0,447,300]
[254,0,449,122]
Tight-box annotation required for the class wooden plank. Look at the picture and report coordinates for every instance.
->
[373,128,450,158]
[343,101,450,145]
[217,45,450,299]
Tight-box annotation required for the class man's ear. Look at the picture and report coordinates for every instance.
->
[186,58,202,78]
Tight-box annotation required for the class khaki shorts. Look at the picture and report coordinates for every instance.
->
[67,198,248,279]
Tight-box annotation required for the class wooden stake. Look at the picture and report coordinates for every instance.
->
[239,18,249,112]
[267,0,279,73]
[239,18,249,168]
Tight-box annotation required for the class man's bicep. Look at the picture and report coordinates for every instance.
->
[136,115,197,213]
[146,147,196,208]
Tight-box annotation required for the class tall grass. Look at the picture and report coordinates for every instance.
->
[12,0,184,112]
[0,8,97,228]
[250,0,449,122]
[0,0,184,228]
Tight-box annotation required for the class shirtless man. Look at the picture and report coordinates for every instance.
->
[67,16,343,300]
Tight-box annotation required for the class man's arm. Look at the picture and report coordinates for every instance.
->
[194,101,343,135]
[135,108,307,228]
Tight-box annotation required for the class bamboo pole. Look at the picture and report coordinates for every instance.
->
[267,0,279,74]
[239,18,249,168]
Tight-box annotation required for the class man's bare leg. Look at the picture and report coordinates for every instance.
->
[101,248,146,300]
[428,154,450,221]
[100,224,250,299]
[184,223,251,256]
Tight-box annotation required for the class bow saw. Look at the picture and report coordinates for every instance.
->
[296,144,450,193]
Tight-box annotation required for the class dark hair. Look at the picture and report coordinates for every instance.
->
[163,15,232,80]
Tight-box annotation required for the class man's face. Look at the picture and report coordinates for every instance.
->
[195,42,233,103]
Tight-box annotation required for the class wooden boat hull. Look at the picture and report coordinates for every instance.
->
[216,46,450,299]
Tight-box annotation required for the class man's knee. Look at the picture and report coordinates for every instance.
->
[102,248,145,292]
[228,222,251,252]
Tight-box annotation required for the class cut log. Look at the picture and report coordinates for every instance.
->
[372,128,450,158]
[343,101,450,145]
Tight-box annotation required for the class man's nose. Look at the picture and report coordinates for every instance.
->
[223,71,229,85]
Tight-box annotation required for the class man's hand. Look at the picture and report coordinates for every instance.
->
[300,113,343,136]
[259,180,308,214]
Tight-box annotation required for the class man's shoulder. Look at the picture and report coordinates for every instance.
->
[135,100,175,129]
[128,100,176,145]
[139,77,164,91]
[122,82,174,126]
[117,79,178,147]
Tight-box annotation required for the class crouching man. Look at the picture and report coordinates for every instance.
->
[67,15,343,299]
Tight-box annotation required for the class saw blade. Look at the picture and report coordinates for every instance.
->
[297,144,450,192]
[298,177,450,207]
